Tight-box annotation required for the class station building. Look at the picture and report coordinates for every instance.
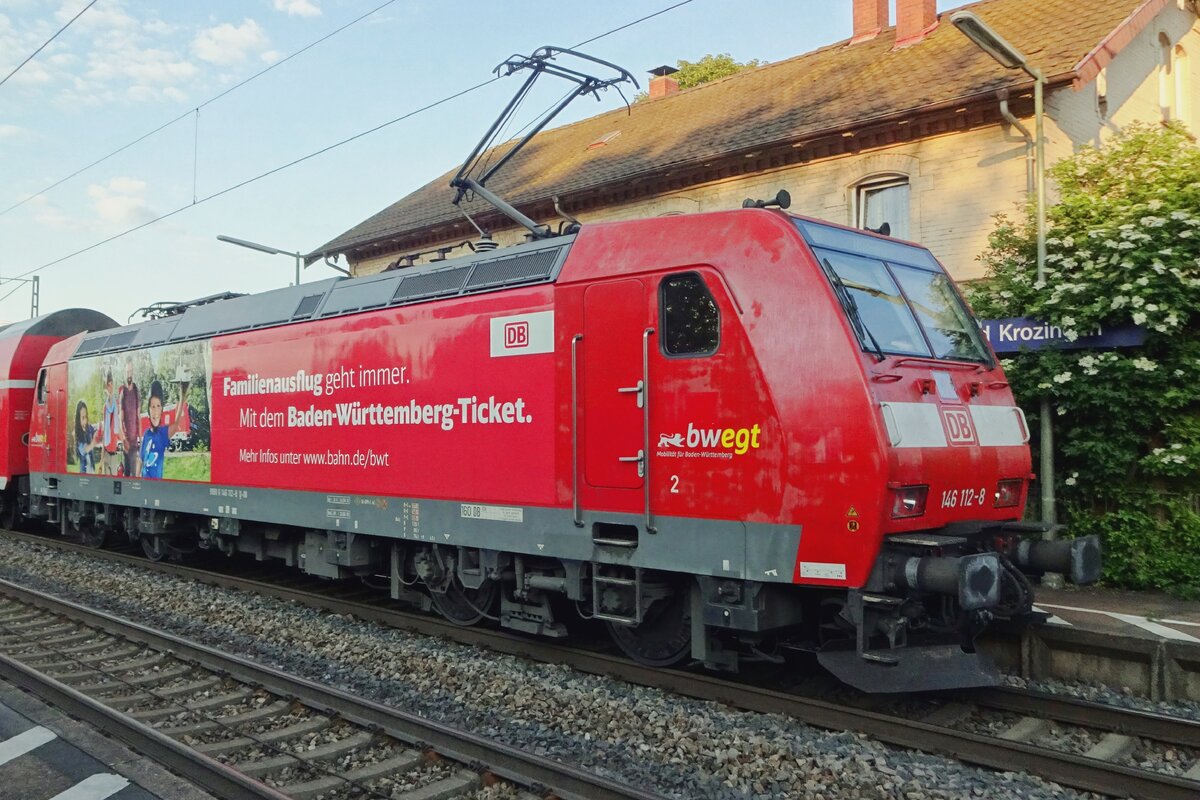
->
[309,0,1200,282]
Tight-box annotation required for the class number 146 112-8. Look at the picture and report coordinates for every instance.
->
[940,487,987,508]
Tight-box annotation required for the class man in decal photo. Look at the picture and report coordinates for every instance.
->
[119,356,140,477]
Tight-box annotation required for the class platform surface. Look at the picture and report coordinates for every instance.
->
[1033,584,1200,644]
[0,680,214,800]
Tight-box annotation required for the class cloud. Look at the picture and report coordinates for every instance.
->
[87,177,152,225]
[273,0,321,17]
[0,124,30,140]
[191,19,268,66]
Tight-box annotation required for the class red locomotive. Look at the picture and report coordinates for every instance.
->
[3,207,1098,692]
[1,49,1100,692]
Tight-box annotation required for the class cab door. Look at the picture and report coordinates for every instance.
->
[583,279,648,490]
[28,368,51,473]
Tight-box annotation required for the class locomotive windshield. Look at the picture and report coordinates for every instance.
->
[793,219,990,363]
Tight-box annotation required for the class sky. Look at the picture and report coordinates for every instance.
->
[0,0,961,325]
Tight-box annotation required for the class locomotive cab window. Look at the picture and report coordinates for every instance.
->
[35,369,47,405]
[660,272,719,356]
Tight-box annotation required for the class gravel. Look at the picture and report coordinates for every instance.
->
[1002,673,1200,719]
[0,537,1101,800]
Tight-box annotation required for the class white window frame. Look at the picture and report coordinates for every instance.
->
[855,175,911,239]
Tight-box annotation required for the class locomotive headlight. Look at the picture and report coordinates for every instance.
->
[994,479,1023,508]
[891,485,928,518]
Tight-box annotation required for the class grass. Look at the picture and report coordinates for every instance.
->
[162,452,211,482]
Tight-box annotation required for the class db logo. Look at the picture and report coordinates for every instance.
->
[940,407,977,446]
[504,321,529,348]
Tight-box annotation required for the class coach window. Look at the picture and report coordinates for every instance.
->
[660,272,720,356]
[856,176,910,240]
[35,369,47,405]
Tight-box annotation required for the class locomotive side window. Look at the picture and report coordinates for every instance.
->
[815,249,929,357]
[660,272,720,356]
[35,369,47,405]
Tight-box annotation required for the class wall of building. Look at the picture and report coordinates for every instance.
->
[356,123,1029,282]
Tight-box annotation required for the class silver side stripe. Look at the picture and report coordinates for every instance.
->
[48,774,130,800]
[880,402,1028,449]
[0,380,35,390]
[0,726,56,766]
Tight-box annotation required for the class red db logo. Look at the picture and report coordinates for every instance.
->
[504,321,529,348]
[940,407,977,446]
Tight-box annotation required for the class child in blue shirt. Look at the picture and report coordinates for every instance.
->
[139,380,188,480]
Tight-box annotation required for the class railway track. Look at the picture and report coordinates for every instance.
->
[2,528,1198,799]
[0,574,664,800]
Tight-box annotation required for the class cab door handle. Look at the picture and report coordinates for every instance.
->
[617,380,644,408]
[618,449,645,477]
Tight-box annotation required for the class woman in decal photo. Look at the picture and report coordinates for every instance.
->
[74,400,97,474]
[139,379,189,480]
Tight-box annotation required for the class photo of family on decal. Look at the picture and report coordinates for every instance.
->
[67,340,213,482]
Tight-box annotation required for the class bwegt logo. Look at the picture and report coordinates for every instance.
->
[658,422,763,455]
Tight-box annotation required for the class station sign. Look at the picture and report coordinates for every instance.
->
[980,317,1146,353]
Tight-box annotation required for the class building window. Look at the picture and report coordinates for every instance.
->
[1096,68,1109,121]
[1175,45,1190,130]
[1159,33,1175,121]
[856,176,910,240]
[660,272,719,356]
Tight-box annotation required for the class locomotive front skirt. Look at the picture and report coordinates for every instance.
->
[13,208,1100,692]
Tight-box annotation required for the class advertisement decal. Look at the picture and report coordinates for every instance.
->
[67,340,213,481]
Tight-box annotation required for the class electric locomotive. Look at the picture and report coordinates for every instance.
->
[5,47,1100,692]
[7,206,1099,692]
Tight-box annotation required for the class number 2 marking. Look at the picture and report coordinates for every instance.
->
[670,475,680,494]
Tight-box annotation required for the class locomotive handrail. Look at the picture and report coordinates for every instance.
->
[643,327,657,534]
[571,334,584,528]
[890,356,986,371]
[880,403,902,447]
[1013,406,1031,444]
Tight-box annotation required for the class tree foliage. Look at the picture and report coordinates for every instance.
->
[966,122,1200,597]
[635,53,761,101]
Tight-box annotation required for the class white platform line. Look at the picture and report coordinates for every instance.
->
[1037,603,1200,642]
[1031,605,1073,626]
[1107,612,1200,644]
[0,726,56,767]
[48,774,131,800]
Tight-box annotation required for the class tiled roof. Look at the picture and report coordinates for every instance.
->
[312,0,1150,261]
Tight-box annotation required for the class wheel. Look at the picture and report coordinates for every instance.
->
[141,534,168,562]
[606,583,692,667]
[0,493,19,531]
[429,578,498,626]
[81,525,108,549]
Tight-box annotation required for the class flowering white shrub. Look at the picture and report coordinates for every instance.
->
[967,123,1200,597]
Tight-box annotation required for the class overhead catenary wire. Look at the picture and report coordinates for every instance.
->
[0,0,401,218]
[0,0,98,90]
[3,0,697,286]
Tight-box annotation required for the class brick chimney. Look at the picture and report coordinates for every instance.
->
[648,65,680,99]
[895,0,939,48]
[851,0,889,44]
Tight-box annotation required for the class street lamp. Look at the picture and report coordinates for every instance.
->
[952,11,1061,586]
[217,235,303,287]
